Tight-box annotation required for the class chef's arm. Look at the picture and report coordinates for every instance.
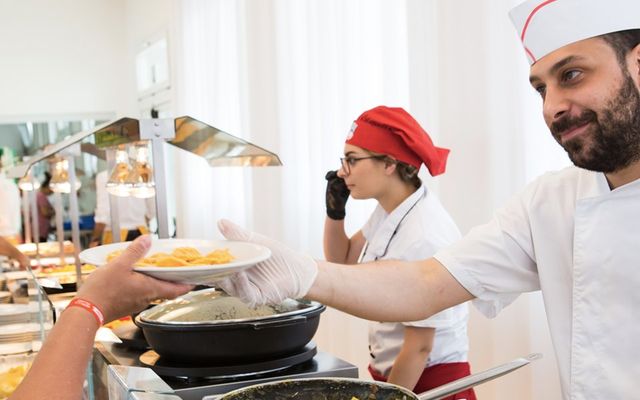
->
[89,222,106,247]
[387,326,435,390]
[323,218,366,264]
[0,236,29,269]
[308,257,473,322]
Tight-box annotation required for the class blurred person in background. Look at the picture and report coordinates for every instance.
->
[89,169,155,247]
[323,106,474,399]
[0,148,22,244]
[36,172,55,242]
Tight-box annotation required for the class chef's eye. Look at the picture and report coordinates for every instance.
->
[562,69,581,83]
[534,84,546,97]
[345,157,358,166]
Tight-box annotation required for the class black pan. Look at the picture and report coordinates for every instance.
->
[135,288,325,363]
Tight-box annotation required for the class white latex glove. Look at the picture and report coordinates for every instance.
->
[217,219,318,307]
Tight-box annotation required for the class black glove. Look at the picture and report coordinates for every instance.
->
[325,170,350,220]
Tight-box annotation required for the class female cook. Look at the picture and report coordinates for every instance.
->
[323,106,475,399]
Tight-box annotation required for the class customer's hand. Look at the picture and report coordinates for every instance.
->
[216,219,318,307]
[16,252,30,270]
[77,235,194,323]
[325,170,350,220]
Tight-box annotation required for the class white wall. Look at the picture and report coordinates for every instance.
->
[122,0,174,118]
[0,0,130,121]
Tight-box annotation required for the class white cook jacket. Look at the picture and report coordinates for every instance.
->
[435,166,640,400]
[94,170,155,230]
[362,185,469,376]
[0,172,21,237]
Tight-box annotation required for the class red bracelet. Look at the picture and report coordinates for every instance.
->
[66,298,105,326]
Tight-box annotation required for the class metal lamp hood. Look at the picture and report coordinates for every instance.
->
[93,116,282,166]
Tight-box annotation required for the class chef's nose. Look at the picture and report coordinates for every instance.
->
[543,86,571,124]
[337,165,347,178]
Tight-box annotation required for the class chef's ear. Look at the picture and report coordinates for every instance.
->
[383,157,397,176]
[631,43,640,78]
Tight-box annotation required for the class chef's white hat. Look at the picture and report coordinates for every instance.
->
[509,0,640,65]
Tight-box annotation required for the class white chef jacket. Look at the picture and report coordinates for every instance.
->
[94,170,155,230]
[362,185,469,376]
[435,166,640,400]
[0,172,21,237]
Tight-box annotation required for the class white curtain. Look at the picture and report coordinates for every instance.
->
[270,0,418,255]
[170,0,566,397]
[171,0,250,239]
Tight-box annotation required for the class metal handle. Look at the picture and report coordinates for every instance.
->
[248,315,308,330]
[417,353,542,400]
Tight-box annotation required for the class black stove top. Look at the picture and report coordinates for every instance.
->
[95,339,358,399]
[139,342,318,380]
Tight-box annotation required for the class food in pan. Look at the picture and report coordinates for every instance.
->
[40,264,96,275]
[17,241,75,257]
[0,364,31,399]
[106,246,234,267]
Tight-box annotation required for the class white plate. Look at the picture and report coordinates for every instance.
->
[0,342,32,355]
[1,302,51,315]
[79,239,271,285]
[0,322,53,335]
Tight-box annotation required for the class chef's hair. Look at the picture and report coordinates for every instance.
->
[601,29,640,67]
[42,171,51,189]
[363,149,421,189]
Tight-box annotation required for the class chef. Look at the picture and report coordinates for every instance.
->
[324,106,473,398]
[217,0,640,398]
[89,169,155,246]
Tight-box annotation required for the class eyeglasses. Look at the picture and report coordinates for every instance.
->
[339,155,387,175]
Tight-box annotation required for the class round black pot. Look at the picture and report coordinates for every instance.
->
[134,289,325,363]
[218,378,418,400]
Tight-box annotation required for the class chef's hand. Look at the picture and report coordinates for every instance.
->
[77,235,194,323]
[216,219,318,307]
[325,170,350,220]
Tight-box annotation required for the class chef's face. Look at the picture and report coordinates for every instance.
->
[529,37,640,172]
[338,144,390,200]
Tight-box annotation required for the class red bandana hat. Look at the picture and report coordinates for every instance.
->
[345,106,450,176]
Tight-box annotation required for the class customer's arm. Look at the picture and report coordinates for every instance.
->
[9,235,193,400]
[0,236,29,269]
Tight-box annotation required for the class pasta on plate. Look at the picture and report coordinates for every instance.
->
[107,247,234,267]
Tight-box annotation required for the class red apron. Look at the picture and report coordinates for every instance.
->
[369,362,477,400]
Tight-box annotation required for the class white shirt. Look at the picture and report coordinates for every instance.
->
[0,172,21,237]
[362,185,469,376]
[435,166,640,400]
[94,170,155,230]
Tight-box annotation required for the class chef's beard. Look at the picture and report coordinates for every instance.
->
[550,74,640,173]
